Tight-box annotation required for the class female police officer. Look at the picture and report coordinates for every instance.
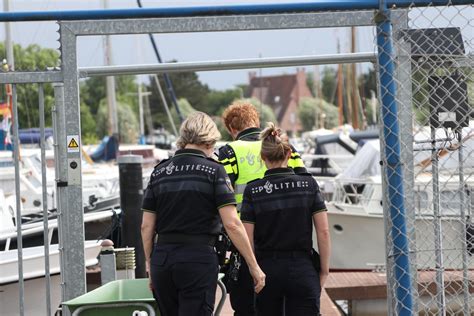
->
[141,112,265,316]
[241,123,331,316]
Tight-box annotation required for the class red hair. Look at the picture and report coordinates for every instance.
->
[222,101,260,132]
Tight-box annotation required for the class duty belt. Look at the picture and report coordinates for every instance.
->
[155,233,217,246]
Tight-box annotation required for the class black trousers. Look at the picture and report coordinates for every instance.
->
[256,256,321,316]
[150,244,219,316]
[228,259,256,316]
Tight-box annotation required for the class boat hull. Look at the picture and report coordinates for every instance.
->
[321,210,474,270]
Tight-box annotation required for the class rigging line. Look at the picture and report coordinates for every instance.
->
[136,0,184,123]
[28,0,52,46]
[85,39,103,67]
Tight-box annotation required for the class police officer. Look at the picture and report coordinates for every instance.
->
[141,112,265,316]
[218,102,306,316]
[241,123,331,316]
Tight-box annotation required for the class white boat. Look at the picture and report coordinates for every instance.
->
[0,240,102,316]
[0,149,120,216]
[319,139,474,271]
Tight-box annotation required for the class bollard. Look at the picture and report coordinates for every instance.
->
[118,155,146,278]
[100,239,117,285]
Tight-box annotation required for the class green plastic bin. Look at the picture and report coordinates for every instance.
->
[63,279,159,316]
[63,274,227,316]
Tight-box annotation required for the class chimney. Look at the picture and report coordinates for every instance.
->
[248,71,257,82]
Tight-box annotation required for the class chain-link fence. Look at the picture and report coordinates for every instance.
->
[382,3,473,315]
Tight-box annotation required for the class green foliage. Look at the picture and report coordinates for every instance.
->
[321,67,337,104]
[80,103,98,144]
[205,88,241,115]
[214,117,232,141]
[298,97,339,131]
[238,98,277,126]
[170,98,197,127]
[0,43,60,128]
[79,75,139,142]
[80,76,138,115]
[146,72,210,125]
[96,100,139,143]
[359,68,377,101]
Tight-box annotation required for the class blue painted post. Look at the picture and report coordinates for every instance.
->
[375,5,414,315]
[0,1,471,22]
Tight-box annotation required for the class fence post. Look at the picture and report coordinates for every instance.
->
[58,23,86,314]
[375,5,413,315]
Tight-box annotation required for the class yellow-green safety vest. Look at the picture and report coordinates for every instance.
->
[226,139,306,211]
[227,140,266,211]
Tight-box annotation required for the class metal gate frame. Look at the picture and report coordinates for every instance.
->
[0,8,412,316]
[1,2,469,315]
[58,10,391,306]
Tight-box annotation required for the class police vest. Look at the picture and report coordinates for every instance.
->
[228,140,266,211]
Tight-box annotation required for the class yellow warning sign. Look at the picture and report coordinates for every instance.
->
[68,138,79,148]
[67,135,80,153]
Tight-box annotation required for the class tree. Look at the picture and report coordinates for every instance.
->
[0,43,59,128]
[80,103,98,144]
[146,71,210,127]
[170,98,197,127]
[80,75,138,116]
[205,88,241,115]
[239,98,277,126]
[321,67,338,104]
[358,68,377,102]
[298,97,339,131]
[96,99,139,143]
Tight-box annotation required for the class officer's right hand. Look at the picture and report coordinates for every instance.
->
[249,265,266,293]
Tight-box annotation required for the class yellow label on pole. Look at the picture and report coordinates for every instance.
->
[67,135,80,153]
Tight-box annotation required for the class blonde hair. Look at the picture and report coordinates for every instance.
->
[176,112,221,149]
[222,101,260,132]
[259,122,292,162]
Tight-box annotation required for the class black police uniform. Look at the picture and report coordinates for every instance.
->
[240,167,327,316]
[218,127,307,316]
[142,148,236,316]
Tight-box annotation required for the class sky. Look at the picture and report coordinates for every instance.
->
[0,0,377,90]
[1,1,471,90]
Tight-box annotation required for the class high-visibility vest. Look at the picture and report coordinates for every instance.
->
[228,140,266,211]
[227,139,306,211]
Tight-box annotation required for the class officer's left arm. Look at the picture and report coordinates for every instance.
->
[242,223,255,251]
[241,187,256,251]
[141,175,157,277]
[287,145,308,173]
[310,178,331,287]
[141,211,156,274]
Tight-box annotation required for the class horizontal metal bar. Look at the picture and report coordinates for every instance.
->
[0,1,469,22]
[0,71,62,84]
[0,53,376,82]
[80,52,376,77]
[62,11,376,35]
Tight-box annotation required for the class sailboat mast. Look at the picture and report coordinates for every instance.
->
[3,0,14,70]
[337,40,344,126]
[350,26,359,129]
[102,0,119,137]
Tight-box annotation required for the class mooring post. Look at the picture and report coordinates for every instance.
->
[118,154,146,278]
[100,239,117,284]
